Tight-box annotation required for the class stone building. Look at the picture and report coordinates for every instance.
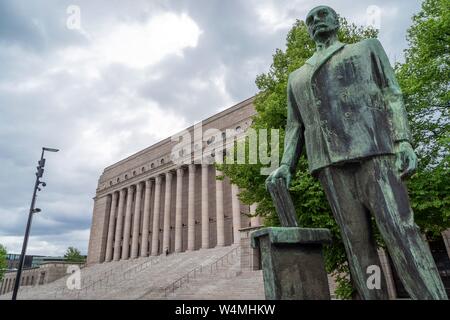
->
[0,261,84,296]
[87,97,262,265]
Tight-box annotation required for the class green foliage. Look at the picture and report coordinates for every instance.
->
[0,244,6,282]
[396,0,450,239]
[64,247,85,263]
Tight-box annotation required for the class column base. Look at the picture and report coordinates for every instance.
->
[251,227,332,300]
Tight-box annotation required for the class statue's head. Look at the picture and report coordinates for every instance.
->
[305,6,339,42]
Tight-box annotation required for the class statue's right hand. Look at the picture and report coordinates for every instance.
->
[265,164,292,190]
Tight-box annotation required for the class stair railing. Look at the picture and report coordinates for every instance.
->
[163,245,240,297]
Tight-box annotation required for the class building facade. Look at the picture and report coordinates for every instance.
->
[87,97,260,265]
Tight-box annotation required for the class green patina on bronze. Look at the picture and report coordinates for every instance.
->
[251,227,331,247]
[266,5,448,300]
[251,227,332,300]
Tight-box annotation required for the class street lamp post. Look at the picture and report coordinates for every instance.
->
[12,147,59,300]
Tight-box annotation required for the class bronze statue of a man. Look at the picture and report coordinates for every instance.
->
[266,5,448,300]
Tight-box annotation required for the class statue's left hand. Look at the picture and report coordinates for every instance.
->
[394,141,417,179]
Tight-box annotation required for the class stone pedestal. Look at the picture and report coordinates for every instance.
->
[251,227,332,300]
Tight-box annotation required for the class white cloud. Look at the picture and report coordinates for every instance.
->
[96,12,202,68]
[256,3,295,32]
[0,229,90,256]
[253,0,310,33]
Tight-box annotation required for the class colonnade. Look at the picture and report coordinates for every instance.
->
[103,164,242,262]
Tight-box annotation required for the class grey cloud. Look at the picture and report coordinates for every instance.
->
[0,1,88,52]
[0,0,422,256]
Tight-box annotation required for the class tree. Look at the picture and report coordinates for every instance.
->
[64,247,85,263]
[395,0,450,239]
[0,244,6,282]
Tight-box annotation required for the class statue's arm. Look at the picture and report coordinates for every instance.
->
[369,38,411,143]
[280,76,305,174]
[369,39,417,178]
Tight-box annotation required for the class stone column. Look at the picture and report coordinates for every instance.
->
[121,186,134,260]
[175,167,184,253]
[151,176,162,256]
[187,164,196,251]
[201,164,210,249]
[215,169,225,247]
[231,184,241,244]
[131,182,143,259]
[250,203,261,227]
[105,192,118,262]
[113,189,126,261]
[140,180,152,257]
[162,172,173,253]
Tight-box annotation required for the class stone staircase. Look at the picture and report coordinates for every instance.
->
[0,244,267,300]
[163,260,265,300]
[0,256,150,299]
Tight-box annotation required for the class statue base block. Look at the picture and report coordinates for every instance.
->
[251,227,332,300]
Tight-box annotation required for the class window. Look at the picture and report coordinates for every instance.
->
[133,171,136,176]
[160,158,164,164]
[125,174,128,179]
[110,181,112,186]
[142,167,145,172]
[117,178,120,183]
[151,163,154,169]
[236,126,242,132]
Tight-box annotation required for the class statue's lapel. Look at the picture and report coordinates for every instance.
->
[307,41,346,77]
[305,41,346,107]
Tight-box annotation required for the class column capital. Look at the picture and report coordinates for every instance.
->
[177,167,184,176]
[136,181,143,191]
[120,188,127,195]
[165,171,173,180]
[188,163,196,172]
[155,175,163,185]
[145,179,151,188]
[201,163,210,168]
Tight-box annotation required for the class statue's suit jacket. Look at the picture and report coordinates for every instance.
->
[282,38,411,175]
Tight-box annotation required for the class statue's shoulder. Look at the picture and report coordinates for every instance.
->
[349,38,382,51]
[288,64,310,84]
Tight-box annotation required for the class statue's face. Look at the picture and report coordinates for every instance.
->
[305,6,339,41]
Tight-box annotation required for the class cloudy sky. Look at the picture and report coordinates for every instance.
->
[0,0,422,256]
